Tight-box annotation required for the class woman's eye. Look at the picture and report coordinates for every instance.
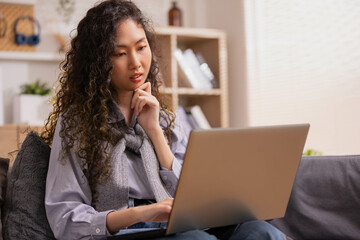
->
[114,52,126,56]
[138,45,147,51]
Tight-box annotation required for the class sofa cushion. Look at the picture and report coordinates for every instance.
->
[0,157,9,240]
[270,155,360,240]
[2,132,55,239]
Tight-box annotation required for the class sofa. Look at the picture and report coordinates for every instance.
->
[269,155,360,239]
[1,132,55,240]
[0,132,359,239]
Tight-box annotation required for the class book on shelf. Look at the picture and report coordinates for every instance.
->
[182,49,213,89]
[185,111,200,131]
[176,105,211,139]
[175,60,194,88]
[174,48,215,90]
[186,105,211,129]
[195,52,219,88]
[174,49,201,89]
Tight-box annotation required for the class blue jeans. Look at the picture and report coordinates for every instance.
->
[117,220,285,240]
[116,199,286,240]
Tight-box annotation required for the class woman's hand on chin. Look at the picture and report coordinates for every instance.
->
[131,82,162,135]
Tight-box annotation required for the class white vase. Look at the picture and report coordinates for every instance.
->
[14,94,52,126]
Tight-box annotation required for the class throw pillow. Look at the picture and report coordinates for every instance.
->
[0,157,9,240]
[2,132,55,239]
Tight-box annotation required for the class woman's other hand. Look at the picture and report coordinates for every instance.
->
[135,198,174,222]
[106,198,174,233]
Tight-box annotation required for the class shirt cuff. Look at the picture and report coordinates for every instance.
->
[160,158,182,196]
[160,157,182,178]
[90,210,114,238]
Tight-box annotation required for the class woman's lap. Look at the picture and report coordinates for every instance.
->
[151,220,285,240]
[121,199,284,239]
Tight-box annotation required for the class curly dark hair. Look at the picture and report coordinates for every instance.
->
[41,0,175,202]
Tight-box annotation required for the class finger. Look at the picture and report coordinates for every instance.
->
[131,90,141,109]
[137,82,151,94]
[167,198,174,206]
[135,96,151,116]
[161,198,174,206]
[138,94,159,111]
[136,98,147,116]
[135,88,151,97]
[163,198,174,202]
[137,91,158,107]
[132,89,150,110]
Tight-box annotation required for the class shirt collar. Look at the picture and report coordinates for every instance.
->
[107,98,137,128]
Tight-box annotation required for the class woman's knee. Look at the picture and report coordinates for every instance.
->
[230,220,286,240]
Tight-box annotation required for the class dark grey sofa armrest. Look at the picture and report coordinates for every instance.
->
[270,155,360,240]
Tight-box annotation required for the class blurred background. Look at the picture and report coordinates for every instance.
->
[0,0,359,155]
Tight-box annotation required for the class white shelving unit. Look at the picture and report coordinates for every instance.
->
[0,52,64,62]
[156,26,229,128]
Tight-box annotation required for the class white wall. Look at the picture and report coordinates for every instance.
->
[194,0,249,127]
[36,0,196,50]
[243,0,360,155]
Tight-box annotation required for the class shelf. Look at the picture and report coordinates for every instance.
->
[160,87,175,94]
[0,51,64,62]
[160,87,222,96]
[0,0,36,5]
[177,88,222,96]
[156,27,229,127]
[155,26,224,39]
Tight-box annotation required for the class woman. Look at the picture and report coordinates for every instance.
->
[43,0,286,239]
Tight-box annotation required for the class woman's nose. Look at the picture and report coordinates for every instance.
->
[129,52,141,70]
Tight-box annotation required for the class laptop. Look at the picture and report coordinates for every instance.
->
[108,123,310,239]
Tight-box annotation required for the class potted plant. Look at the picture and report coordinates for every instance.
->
[303,149,323,156]
[14,79,52,126]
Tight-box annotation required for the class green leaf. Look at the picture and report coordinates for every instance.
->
[20,79,51,96]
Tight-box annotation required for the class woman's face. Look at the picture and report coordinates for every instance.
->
[110,19,152,95]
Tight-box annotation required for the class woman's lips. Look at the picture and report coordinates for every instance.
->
[130,73,143,83]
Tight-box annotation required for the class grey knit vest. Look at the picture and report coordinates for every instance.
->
[95,123,172,212]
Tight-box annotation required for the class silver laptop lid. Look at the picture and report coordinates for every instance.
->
[167,124,309,234]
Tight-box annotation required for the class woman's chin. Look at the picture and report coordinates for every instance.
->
[134,80,147,89]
